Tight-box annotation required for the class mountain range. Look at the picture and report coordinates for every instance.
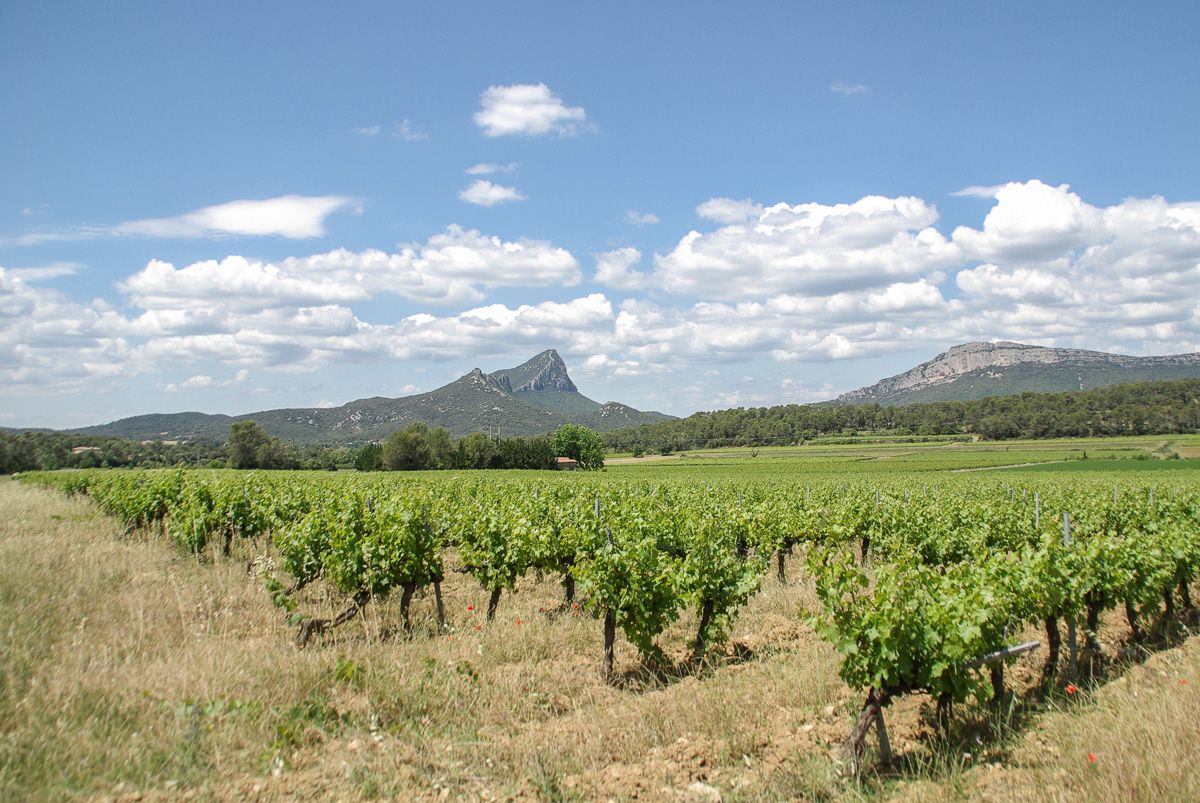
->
[833,341,1200,406]
[72,350,673,444]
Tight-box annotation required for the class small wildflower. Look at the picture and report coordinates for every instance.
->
[473,625,481,632]
[467,604,475,612]
[1181,679,1189,686]
[1088,752,1096,763]
[1066,684,1078,695]
[515,619,523,625]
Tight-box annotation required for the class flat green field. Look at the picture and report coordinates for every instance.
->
[606,434,1198,480]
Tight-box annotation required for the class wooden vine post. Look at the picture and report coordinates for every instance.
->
[1064,511,1078,673]
[602,522,617,680]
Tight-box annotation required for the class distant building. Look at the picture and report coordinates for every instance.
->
[555,456,579,470]
[70,446,102,454]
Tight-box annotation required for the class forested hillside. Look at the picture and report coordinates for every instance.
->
[604,379,1200,452]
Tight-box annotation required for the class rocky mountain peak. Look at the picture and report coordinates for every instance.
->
[491,348,577,393]
[833,340,1200,406]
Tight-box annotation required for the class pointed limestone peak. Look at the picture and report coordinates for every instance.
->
[490,348,577,393]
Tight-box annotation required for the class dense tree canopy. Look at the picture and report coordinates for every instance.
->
[603,379,1200,453]
[553,423,605,470]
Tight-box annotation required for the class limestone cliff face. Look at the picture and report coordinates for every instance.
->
[834,341,1200,405]
[500,349,578,393]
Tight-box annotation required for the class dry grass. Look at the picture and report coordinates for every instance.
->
[3,476,1200,801]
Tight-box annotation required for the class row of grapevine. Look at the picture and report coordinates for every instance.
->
[21,468,1200,761]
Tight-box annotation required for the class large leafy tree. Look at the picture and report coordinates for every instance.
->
[552,423,605,470]
[381,422,433,471]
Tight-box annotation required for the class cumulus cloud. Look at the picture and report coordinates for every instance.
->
[657,194,960,299]
[120,225,580,309]
[696,197,764,224]
[458,180,526,206]
[949,181,1200,348]
[0,268,134,393]
[473,83,588,137]
[952,180,1102,263]
[594,247,649,291]
[624,210,659,226]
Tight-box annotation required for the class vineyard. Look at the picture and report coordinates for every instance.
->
[14,460,1200,795]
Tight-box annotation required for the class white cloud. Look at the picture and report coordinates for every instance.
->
[594,247,649,291]
[6,262,81,281]
[8,196,355,245]
[830,81,868,96]
[391,119,427,141]
[948,181,1200,346]
[952,180,1101,263]
[355,119,427,140]
[120,225,580,309]
[458,180,526,207]
[696,197,764,224]
[466,162,518,175]
[473,83,588,137]
[951,184,1006,198]
[8,180,1200,409]
[624,210,659,226]
[114,195,356,239]
[657,194,960,299]
[163,374,214,392]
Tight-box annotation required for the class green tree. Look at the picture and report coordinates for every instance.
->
[353,443,382,472]
[457,431,498,469]
[381,422,432,471]
[427,427,455,470]
[553,423,605,470]
[228,421,271,469]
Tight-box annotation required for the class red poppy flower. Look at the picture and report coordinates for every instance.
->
[1088,752,1096,763]
[467,604,475,612]
[515,619,522,625]
[1066,684,1078,695]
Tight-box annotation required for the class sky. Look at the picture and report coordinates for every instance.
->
[2,1,1200,428]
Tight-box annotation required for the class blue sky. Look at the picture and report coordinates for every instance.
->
[3,1,1199,428]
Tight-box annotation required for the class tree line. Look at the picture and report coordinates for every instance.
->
[602,378,1200,453]
[351,421,604,471]
[0,420,605,474]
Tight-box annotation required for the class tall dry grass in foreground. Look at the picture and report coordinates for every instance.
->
[2,476,1200,801]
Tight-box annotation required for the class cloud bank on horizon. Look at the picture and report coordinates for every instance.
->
[4,178,1200,411]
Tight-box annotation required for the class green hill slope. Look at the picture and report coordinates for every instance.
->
[71,350,673,444]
